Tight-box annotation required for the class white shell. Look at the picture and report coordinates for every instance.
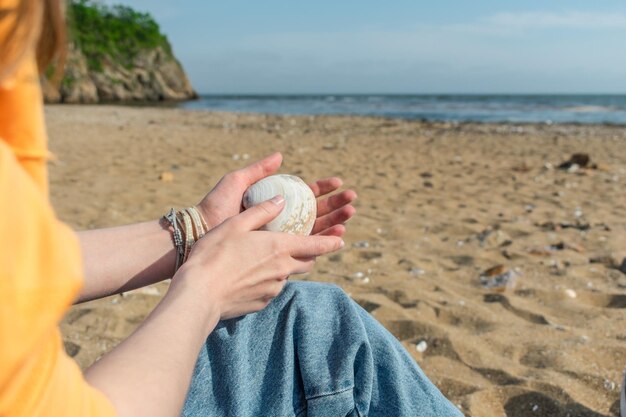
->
[242,174,317,235]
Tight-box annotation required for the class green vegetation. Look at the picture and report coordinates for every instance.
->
[61,74,76,89]
[68,0,173,72]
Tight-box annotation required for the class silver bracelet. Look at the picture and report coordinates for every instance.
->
[163,208,185,272]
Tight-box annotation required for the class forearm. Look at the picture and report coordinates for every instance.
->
[85,277,219,417]
[77,220,175,303]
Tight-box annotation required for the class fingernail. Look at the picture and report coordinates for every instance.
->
[270,195,285,205]
[339,239,345,248]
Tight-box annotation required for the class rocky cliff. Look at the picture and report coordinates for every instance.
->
[44,1,196,103]
[44,45,197,103]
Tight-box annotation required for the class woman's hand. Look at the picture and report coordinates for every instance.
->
[76,153,355,304]
[195,152,357,237]
[175,195,345,320]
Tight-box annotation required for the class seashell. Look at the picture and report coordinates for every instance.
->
[242,174,317,235]
[479,264,519,292]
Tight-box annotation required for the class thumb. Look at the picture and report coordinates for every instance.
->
[230,152,283,188]
[235,195,285,231]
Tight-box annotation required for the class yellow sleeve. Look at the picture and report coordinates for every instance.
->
[0,43,50,194]
[0,141,118,417]
[0,6,117,412]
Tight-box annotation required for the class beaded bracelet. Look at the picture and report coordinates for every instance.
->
[178,209,195,263]
[163,206,209,272]
[163,208,185,271]
[186,207,208,240]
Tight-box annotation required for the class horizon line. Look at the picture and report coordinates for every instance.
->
[197,92,626,96]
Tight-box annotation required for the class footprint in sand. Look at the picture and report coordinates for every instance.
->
[383,319,464,363]
[383,319,437,341]
[408,334,463,362]
[576,292,626,309]
[435,308,496,334]
[483,293,551,325]
[471,367,524,386]
[519,344,563,369]
[504,390,608,417]
[379,288,420,309]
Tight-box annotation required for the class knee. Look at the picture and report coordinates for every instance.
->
[270,281,358,317]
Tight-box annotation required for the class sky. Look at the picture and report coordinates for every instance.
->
[103,0,626,94]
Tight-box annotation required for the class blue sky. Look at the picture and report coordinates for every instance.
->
[104,0,626,94]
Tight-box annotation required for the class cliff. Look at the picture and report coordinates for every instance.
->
[44,1,196,103]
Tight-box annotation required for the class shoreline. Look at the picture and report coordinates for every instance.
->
[48,105,626,417]
[47,102,626,129]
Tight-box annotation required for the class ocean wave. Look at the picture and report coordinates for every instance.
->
[563,105,618,113]
[183,95,626,125]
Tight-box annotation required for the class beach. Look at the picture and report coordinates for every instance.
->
[48,105,626,417]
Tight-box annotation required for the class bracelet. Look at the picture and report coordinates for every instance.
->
[178,209,195,264]
[186,207,208,240]
[162,206,209,273]
[163,208,185,272]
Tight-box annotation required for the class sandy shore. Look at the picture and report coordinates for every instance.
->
[47,105,626,417]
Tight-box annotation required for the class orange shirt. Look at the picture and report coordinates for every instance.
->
[0,11,117,417]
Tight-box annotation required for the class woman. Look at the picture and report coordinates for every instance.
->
[0,1,463,416]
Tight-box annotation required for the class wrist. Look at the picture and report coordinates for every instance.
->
[167,268,221,333]
[195,204,217,230]
[162,207,210,275]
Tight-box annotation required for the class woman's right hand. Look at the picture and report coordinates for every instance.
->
[171,195,345,321]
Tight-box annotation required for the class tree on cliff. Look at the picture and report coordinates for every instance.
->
[68,0,173,71]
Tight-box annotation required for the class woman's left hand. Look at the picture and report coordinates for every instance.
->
[196,152,357,237]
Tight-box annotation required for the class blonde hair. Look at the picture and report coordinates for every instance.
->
[0,0,66,82]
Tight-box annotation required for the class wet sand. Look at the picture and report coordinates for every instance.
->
[47,105,626,417]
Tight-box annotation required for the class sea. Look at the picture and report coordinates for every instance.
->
[179,94,626,125]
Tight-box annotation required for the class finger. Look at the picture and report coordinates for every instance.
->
[263,278,288,298]
[286,235,344,258]
[311,205,356,235]
[233,152,283,187]
[316,189,357,217]
[289,257,316,275]
[248,278,287,302]
[235,195,285,230]
[308,177,343,198]
[316,224,346,237]
[248,300,271,313]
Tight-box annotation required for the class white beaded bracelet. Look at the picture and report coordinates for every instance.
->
[163,207,209,273]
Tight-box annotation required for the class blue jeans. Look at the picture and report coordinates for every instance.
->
[182,281,463,417]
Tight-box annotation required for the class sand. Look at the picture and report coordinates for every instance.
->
[46,105,626,417]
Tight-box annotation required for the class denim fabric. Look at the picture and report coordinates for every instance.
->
[182,281,463,417]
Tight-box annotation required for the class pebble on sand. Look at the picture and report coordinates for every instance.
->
[558,153,594,171]
[349,272,370,284]
[415,340,428,353]
[409,267,426,277]
[480,265,519,292]
[564,289,577,298]
[159,171,174,182]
